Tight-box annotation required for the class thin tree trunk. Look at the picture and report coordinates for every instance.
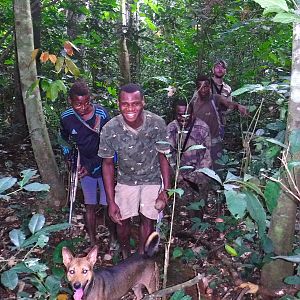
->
[119,35,131,84]
[119,0,131,84]
[261,15,300,290]
[14,0,65,208]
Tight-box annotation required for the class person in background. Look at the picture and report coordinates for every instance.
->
[59,79,116,247]
[211,59,232,138]
[192,75,248,169]
[98,83,170,259]
[167,99,212,213]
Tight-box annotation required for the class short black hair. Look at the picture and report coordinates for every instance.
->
[69,79,89,98]
[195,74,210,88]
[118,83,144,99]
[173,98,193,113]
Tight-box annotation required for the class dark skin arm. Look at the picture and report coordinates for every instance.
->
[155,152,171,211]
[216,94,249,116]
[102,157,122,225]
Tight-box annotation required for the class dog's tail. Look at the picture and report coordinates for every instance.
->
[144,232,160,257]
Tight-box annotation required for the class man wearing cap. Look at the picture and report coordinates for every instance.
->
[211,60,232,138]
[211,59,232,101]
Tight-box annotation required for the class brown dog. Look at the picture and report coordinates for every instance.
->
[62,232,159,300]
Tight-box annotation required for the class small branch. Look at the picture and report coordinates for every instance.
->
[143,274,204,300]
[235,288,250,300]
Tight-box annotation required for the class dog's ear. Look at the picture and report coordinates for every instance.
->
[86,245,98,266]
[62,247,74,267]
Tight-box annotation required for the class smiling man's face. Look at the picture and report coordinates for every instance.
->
[119,90,145,129]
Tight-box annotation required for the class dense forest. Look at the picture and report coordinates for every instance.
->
[1,0,300,299]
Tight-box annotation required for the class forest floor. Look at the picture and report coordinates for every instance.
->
[0,129,294,300]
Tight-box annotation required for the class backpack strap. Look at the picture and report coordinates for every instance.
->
[211,78,223,95]
[180,118,196,159]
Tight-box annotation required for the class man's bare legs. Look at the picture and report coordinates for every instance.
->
[139,214,155,254]
[117,218,131,259]
[85,204,97,245]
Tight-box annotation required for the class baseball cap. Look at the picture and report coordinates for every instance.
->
[213,59,228,69]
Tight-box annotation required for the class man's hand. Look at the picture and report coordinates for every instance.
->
[155,190,169,212]
[108,202,122,225]
[78,166,88,179]
[237,104,249,116]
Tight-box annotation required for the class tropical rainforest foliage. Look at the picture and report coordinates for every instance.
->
[1,0,300,299]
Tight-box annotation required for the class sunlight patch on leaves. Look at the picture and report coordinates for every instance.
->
[225,244,238,256]
[253,0,289,12]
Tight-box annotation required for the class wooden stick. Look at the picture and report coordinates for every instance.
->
[143,274,203,300]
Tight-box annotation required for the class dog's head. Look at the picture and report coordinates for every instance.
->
[62,246,98,300]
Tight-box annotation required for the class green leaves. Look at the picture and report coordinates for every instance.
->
[244,191,266,238]
[172,247,183,259]
[196,168,222,184]
[253,0,289,12]
[185,144,206,151]
[42,79,67,101]
[225,244,238,257]
[284,276,300,285]
[29,214,45,234]
[264,180,280,213]
[9,229,26,248]
[272,254,300,263]
[225,190,247,219]
[18,169,37,187]
[0,169,50,199]
[170,290,192,300]
[1,270,18,290]
[273,12,300,23]
[23,183,50,192]
[0,177,17,194]
[168,188,184,197]
[253,0,300,24]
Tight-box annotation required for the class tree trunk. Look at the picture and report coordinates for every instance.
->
[119,0,131,84]
[14,0,65,208]
[119,35,131,84]
[261,15,300,290]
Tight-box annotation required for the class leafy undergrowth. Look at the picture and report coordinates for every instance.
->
[0,138,297,300]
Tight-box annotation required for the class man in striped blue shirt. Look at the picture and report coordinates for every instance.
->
[60,79,116,246]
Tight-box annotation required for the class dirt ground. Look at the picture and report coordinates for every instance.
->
[0,134,287,300]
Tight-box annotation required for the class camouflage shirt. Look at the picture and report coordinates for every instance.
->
[98,110,169,185]
[167,118,212,184]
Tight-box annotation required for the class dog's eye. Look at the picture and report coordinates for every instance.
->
[69,270,75,275]
[82,269,88,274]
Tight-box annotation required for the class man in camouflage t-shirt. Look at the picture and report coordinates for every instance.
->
[98,83,170,258]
